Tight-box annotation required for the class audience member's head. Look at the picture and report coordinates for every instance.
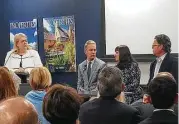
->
[148,72,177,109]
[0,67,17,101]
[29,67,52,90]
[43,84,81,124]
[0,97,38,124]
[2,66,21,92]
[97,66,124,98]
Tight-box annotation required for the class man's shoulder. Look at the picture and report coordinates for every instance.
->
[95,58,105,64]
[138,118,151,124]
[81,98,138,113]
[119,102,140,113]
[168,54,178,62]
[79,60,86,67]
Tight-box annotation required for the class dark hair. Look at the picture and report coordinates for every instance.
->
[148,75,177,109]
[98,66,123,98]
[43,84,81,124]
[115,45,136,69]
[154,34,171,53]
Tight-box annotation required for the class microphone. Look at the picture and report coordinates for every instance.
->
[19,55,23,68]
[83,65,87,71]
[4,50,17,66]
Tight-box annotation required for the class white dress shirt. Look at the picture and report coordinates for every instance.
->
[153,53,167,78]
[87,59,94,69]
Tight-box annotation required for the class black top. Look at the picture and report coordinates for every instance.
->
[79,97,141,124]
[139,110,178,124]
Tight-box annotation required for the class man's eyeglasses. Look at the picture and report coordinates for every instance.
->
[152,44,160,48]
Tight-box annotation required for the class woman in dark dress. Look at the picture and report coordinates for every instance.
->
[114,45,142,104]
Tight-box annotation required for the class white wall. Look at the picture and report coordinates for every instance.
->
[105,0,178,55]
[107,62,150,85]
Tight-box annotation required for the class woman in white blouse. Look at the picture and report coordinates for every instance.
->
[4,33,43,74]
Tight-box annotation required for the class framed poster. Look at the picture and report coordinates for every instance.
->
[10,19,38,50]
[43,15,76,72]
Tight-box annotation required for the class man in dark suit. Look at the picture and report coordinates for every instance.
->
[139,72,178,124]
[77,40,105,96]
[79,66,141,124]
[148,34,178,85]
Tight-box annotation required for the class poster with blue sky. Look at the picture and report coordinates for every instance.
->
[10,19,38,50]
[43,16,76,72]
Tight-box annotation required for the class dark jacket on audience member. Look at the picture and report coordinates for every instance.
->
[139,110,178,124]
[131,99,154,121]
[79,97,141,124]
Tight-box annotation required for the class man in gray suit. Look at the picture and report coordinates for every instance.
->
[77,40,105,96]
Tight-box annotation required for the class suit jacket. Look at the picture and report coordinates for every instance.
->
[77,58,105,95]
[148,53,178,84]
[79,97,141,124]
[139,110,178,124]
[131,99,154,121]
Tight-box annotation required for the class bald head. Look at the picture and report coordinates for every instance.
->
[156,72,176,81]
[0,97,38,124]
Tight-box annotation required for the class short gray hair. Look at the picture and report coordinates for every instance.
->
[97,66,123,98]
[84,40,96,50]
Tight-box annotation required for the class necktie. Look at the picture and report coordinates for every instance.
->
[87,62,91,80]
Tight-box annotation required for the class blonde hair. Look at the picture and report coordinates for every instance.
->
[0,67,17,101]
[84,40,96,50]
[29,67,52,90]
[13,33,31,53]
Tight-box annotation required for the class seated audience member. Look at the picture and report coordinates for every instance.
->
[0,97,38,124]
[79,66,141,124]
[89,91,126,103]
[139,72,178,124]
[43,84,82,124]
[131,94,154,121]
[0,67,17,101]
[25,67,51,124]
[3,66,21,91]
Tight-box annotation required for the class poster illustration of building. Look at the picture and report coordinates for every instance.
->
[10,19,38,50]
[43,16,76,72]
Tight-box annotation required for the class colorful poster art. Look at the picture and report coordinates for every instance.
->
[43,16,76,72]
[10,19,38,50]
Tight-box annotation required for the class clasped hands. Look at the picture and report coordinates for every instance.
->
[14,67,29,74]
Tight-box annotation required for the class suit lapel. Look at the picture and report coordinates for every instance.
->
[151,60,157,79]
[83,61,89,85]
[159,53,169,72]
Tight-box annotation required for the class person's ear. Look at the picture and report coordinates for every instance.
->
[143,94,152,104]
[159,44,164,50]
[121,83,125,92]
[174,93,178,104]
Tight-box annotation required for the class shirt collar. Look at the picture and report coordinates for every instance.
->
[158,53,167,61]
[154,108,174,112]
[87,58,95,65]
